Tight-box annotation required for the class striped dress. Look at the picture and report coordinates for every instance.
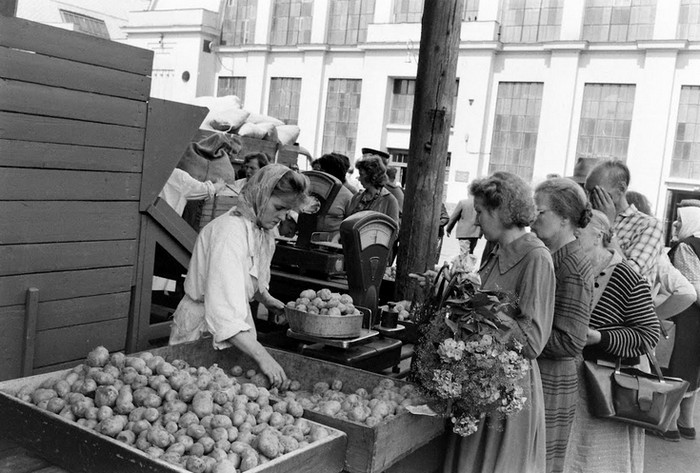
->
[563,252,660,473]
[538,240,594,473]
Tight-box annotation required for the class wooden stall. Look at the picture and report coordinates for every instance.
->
[0,16,205,379]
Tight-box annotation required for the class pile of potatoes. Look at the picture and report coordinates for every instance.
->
[286,288,361,317]
[266,377,427,428]
[15,347,332,473]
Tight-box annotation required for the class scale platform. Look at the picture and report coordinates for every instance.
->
[286,328,379,349]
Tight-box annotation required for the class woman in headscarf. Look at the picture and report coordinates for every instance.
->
[563,210,659,473]
[169,164,310,387]
[531,178,594,473]
[346,156,399,224]
[665,200,700,441]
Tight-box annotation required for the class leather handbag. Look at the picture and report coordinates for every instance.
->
[583,343,689,433]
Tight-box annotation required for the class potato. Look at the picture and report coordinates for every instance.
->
[31,388,57,405]
[176,434,194,451]
[201,457,217,473]
[71,398,95,418]
[129,406,147,422]
[211,446,228,462]
[95,385,118,408]
[240,384,259,400]
[245,369,257,379]
[187,423,207,440]
[231,410,247,427]
[294,418,311,435]
[279,435,299,453]
[189,442,205,458]
[250,373,270,389]
[196,373,213,390]
[256,405,273,424]
[287,400,303,418]
[116,430,136,445]
[289,380,301,391]
[272,401,287,414]
[168,370,192,391]
[251,422,269,435]
[256,430,282,458]
[230,365,244,377]
[213,459,238,473]
[90,370,116,386]
[365,416,381,427]
[281,424,304,442]
[161,452,181,465]
[212,390,228,406]
[86,346,110,368]
[165,421,179,434]
[115,385,135,415]
[146,355,165,372]
[185,456,206,473]
[46,397,66,414]
[268,412,285,429]
[125,356,147,374]
[227,426,239,442]
[147,426,172,449]
[132,419,151,435]
[239,451,259,471]
[317,288,332,301]
[110,352,126,369]
[237,431,256,445]
[97,406,113,421]
[143,407,160,423]
[179,383,199,403]
[97,415,127,437]
[164,400,188,415]
[299,289,316,300]
[211,414,232,430]
[309,425,329,442]
[197,436,215,454]
[53,379,71,398]
[210,427,228,442]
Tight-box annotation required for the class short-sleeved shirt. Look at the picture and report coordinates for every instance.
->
[613,204,664,282]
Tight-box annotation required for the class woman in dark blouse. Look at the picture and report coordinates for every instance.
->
[345,156,399,224]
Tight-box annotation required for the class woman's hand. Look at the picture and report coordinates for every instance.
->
[586,328,602,346]
[258,352,288,389]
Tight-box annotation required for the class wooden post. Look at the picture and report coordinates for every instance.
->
[21,287,39,377]
[395,0,463,300]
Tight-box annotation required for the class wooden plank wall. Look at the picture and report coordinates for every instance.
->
[0,17,154,380]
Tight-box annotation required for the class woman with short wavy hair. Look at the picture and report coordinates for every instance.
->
[531,178,595,473]
[444,172,555,473]
[346,156,399,224]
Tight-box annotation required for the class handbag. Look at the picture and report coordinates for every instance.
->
[583,342,689,433]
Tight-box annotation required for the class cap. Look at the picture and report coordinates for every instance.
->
[567,157,599,184]
[361,147,390,160]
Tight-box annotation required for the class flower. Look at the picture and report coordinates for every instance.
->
[409,266,531,437]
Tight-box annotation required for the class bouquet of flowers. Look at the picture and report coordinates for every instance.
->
[408,266,531,437]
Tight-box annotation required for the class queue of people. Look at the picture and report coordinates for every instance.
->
[162,145,698,473]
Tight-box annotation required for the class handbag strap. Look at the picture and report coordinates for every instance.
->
[644,340,666,383]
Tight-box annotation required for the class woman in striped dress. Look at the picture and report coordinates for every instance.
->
[531,178,595,473]
[563,210,660,473]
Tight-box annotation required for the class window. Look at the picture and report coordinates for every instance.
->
[217,77,246,102]
[268,78,302,125]
[327,0,375,45]
[499,0,563,43]
[575,83,635,162]
[488,82,544,182]
[270,0,314,46]
[388,149,451,185]
[59,10,109,39]
[322,79,362,157]
[220,0,257,46]
[464,0,480,21]
[678,0,700,40]
[392,0,423,23]
[670,86,700,180]
[582,0,657,42]
[389,79,459,127]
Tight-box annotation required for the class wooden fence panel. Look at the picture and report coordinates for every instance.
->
[0,16,153,75]
[0,267,133,308]
[0,201,139,244]
[34,318,128,368]
[0,47,151,101]
[0,112,145,149]
[0,168,141,201]
[0,241,137,277]
[0,78,147,127]
[0,140,142,173]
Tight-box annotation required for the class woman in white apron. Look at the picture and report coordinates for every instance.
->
[169,164,310,388]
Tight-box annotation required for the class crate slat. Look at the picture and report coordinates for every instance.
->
[0,112,145,150]
[0,201,139,244]
[0,78,147,127]
[0,267,134,307]
[0,241,137,277]
[0,168,141,201]
[0,140,142,173]
[0,16,153,76]
[0,47,150,102]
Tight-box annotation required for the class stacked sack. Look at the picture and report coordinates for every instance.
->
[191,95,301,146]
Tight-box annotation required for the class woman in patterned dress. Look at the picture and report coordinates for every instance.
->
[531,178,595,473]
[563,210,659,473]
[443,172,555,473]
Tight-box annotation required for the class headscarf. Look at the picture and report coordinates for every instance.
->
[678,205,700,240]
[230,164,294,291]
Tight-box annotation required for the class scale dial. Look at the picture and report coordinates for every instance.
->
[358,222,393,250]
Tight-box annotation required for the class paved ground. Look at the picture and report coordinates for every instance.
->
[439,234,700,472]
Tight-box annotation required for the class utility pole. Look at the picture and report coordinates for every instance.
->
[395,0,463,300]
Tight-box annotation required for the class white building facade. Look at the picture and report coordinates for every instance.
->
[16,0,700,231]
